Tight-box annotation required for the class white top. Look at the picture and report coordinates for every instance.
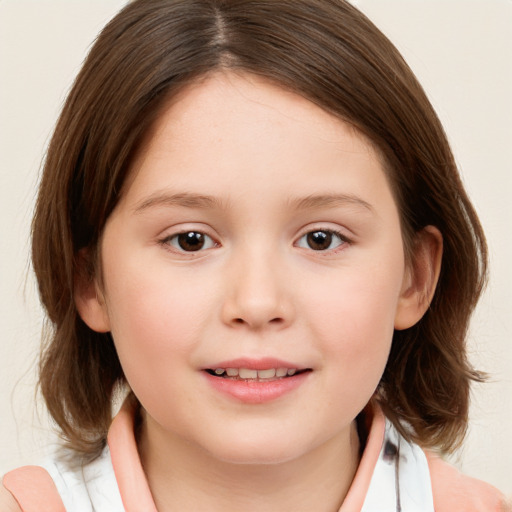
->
[362,420,434,511]
[39,405,435,512]
[42,446,124,512]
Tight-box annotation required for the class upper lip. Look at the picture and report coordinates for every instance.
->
[202,357,308,371]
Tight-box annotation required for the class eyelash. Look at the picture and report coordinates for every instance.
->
[159,228,351,255]
[295,228,350,253]
[159,231,217,254]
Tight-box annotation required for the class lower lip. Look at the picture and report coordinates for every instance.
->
[203,371,310,404]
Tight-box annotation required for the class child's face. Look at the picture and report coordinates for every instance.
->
[83,72,420,465]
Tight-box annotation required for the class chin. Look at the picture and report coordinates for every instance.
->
[202,432,313,466]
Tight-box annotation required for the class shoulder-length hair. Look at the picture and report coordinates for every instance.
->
[33,0,486,456]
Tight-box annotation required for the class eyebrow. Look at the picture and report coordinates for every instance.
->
[288,194,375,213]
[133,192,226,213]
[133,191,374,214]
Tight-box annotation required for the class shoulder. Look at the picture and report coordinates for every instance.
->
[2,444,123,512]
[2,466,66,512]
[0,483,22,512]
[426,451,511,512]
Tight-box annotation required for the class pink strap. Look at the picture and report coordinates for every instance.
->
[426,452,511,512]
[3,466,66,512]
[338,404,386,512]
[108,399,158,512]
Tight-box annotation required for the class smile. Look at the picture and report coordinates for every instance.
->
[203,361,312,403]
[205,367,307,380]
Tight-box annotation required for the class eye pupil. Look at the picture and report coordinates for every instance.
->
[307,231,332,250]
[178,232,205,251]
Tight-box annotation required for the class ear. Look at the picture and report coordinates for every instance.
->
[74,250,111,333]
[394,226,443,330]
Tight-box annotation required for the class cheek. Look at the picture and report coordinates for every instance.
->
[102,259,217,390]
[305,257,403,390]
[106,258,211,337]
[102,269,215,427]
[309,260,402,337]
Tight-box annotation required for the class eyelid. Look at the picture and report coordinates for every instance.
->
[158,226,220,255]
[156,223,352,256]
[294,226,353,253]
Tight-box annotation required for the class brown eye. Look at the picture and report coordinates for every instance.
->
[307,231,332,250]
[178,232,205,251]
[296,230,346,251]
[166,231,215,252]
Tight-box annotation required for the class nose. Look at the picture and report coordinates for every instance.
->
[220,248,294,331]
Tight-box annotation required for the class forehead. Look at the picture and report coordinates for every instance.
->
[119,72,392,215]
[155,72,362,141]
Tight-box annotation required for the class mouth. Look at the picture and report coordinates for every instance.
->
[204,367,312,381]
[202,361,312,403]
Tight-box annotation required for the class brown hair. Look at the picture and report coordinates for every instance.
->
[33,0,486,456]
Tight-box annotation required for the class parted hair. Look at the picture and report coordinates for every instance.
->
[33,0,487,457]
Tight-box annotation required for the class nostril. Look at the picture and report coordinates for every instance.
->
[231,316,284,327]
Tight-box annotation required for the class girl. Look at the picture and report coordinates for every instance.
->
[1,0,509,510]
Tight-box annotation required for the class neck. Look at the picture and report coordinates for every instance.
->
[138,415,361,512]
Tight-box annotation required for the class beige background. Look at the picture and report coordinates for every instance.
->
[1,0,511,496]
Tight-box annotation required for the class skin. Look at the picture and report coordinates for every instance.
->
[77,72,442,511]
[0,485,22,512]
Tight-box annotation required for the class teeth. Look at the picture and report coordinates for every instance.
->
[210,367,300,379]
[239,368,258,379]
[258,368,276,379]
